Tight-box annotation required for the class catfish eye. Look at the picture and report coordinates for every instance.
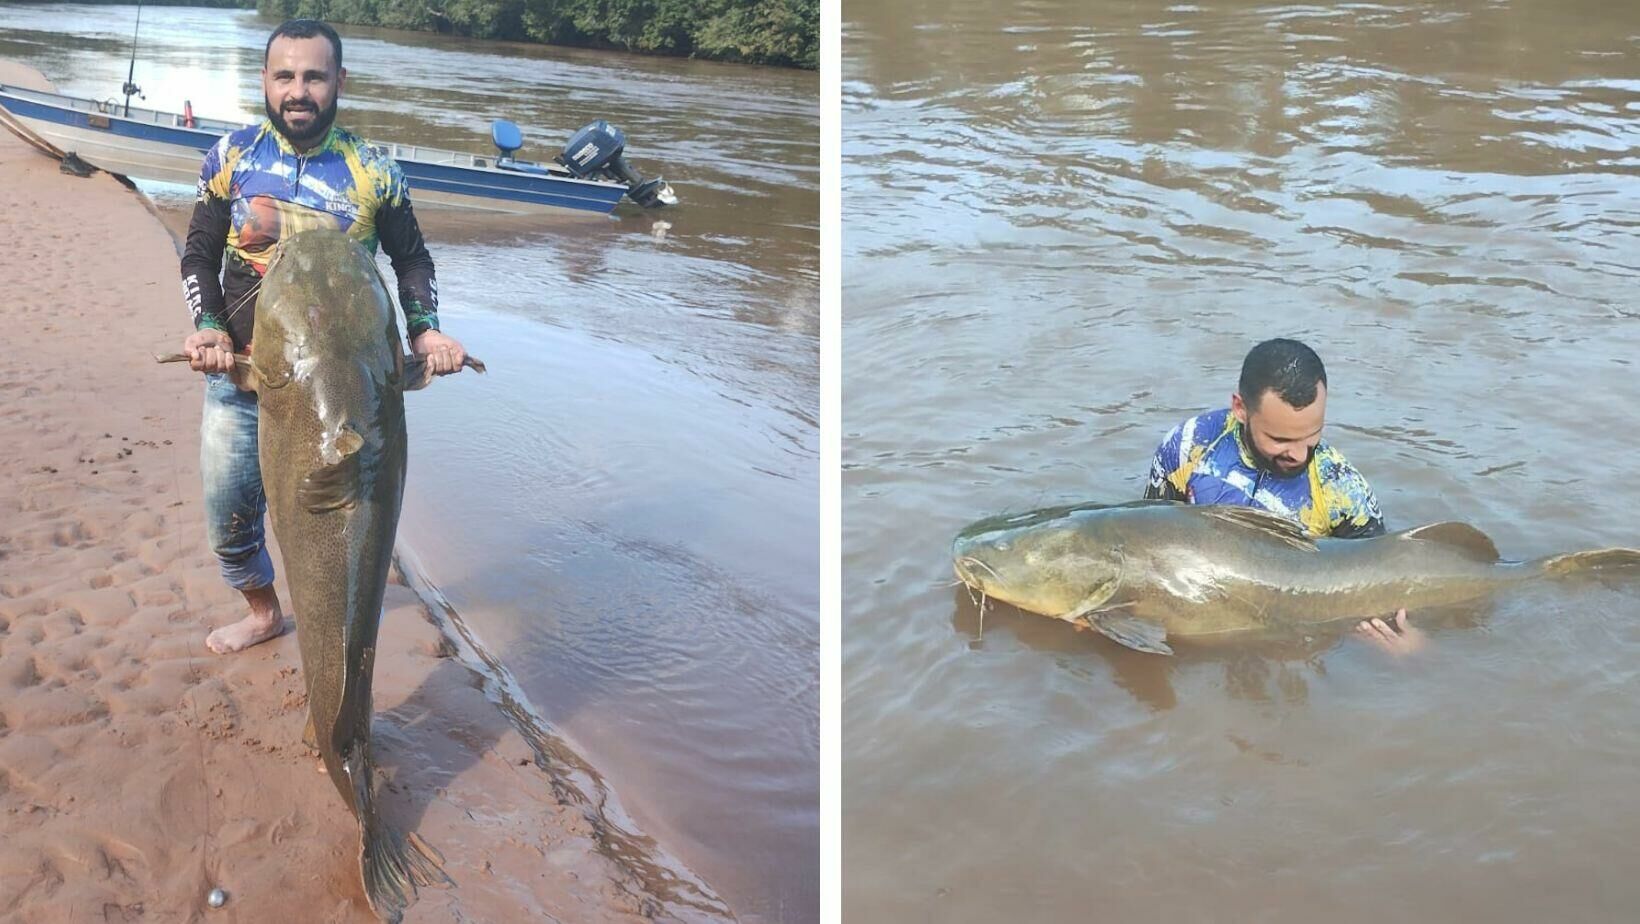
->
[993,540,1011,552]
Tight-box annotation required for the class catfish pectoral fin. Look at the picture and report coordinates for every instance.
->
[1094,613,1173,656]
[299,449,363,513]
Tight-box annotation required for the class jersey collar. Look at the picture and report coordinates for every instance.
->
[261,118,341,158]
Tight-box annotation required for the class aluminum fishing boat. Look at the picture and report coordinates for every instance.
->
[0,82,675,215]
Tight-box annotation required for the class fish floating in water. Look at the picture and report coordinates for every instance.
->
[952,500,1640,655]
[161,227,483,920]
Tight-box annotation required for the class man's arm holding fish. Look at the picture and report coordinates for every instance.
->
[1326,462,1427,655]
[1356,609,1423,654]
[179,141,236,373]
[377,162,467,376]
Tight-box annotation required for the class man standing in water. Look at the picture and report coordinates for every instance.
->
[1144,338,1424,654]
[179,19,467,653]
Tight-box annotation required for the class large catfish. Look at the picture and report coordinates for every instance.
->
[161,227,481,920]
[952,500,1640,655]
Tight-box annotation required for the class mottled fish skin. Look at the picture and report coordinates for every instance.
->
[952,500,1640,654]
[253,228,447,921]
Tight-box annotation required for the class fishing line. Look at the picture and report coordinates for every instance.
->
[181,637,215,901]
[168,350,219,906]
[961,582,986,643]
[221,276,264,327]
[121,0,143,117]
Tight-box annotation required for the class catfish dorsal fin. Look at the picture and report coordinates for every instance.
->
[1197,505,1316,552]
[1399,522,1500,561]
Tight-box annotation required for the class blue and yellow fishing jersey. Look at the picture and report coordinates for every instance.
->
[1144,408,1386,538]
[181,119,439,349]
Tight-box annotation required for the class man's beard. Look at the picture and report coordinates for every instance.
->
[1240,424,1316,475]
[265,94,338,145]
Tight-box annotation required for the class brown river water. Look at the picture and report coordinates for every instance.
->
[1,4,816,920]
[843,1,1640,920]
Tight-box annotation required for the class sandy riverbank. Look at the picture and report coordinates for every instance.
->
[0,60,729,923]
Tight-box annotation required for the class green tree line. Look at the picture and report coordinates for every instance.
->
[255,0,817,68]
[64,0,250,6]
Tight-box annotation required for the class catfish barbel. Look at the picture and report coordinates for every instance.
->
[160,227,482,920]
[952,500,1640,655]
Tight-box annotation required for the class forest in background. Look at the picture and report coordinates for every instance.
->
[65,0,816,68]
[258,0,817,68]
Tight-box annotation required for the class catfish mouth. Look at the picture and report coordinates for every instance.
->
[953,555,1005,596]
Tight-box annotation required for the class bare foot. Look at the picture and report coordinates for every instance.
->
[1354,609,1426,656]
[206,610,285,653]
[206,584,286,654]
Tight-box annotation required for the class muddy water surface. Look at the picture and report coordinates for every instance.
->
[844,2,1640,920]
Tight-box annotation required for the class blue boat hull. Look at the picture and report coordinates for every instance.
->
[0,84,630,215]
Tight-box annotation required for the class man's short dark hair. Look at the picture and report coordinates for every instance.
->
[1239,338,1327,411]
[265,19,343,72]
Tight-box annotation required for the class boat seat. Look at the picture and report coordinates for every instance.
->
[491,119,524,159]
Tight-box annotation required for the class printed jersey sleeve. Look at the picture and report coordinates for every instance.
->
[179,137,233,333]
[1143,423,1188,501]
[1319,448,1387,538]
[374,159,440,338]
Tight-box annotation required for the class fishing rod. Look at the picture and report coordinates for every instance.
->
[122,0,144,117]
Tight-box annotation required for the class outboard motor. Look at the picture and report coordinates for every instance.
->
[557,120,676,209]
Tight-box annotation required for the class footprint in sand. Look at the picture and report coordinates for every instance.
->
[6,685,108,731]
[50,521,87,547]
[0,652,44,689]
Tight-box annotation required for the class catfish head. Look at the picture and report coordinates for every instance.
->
[252,228,402,399]
[951,502,1132,619]
[248,229,407,514]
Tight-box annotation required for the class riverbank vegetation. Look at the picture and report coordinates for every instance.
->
[255,0,817,68]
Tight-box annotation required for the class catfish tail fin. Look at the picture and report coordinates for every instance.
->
[350,752,453,922]
[1538,548,1640,578]
[359,816,451,923]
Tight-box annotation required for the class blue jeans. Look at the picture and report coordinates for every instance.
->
[200,373,275,590]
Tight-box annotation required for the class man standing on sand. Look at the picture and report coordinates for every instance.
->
[1143,338,1424,654]
[179,19,466,654]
